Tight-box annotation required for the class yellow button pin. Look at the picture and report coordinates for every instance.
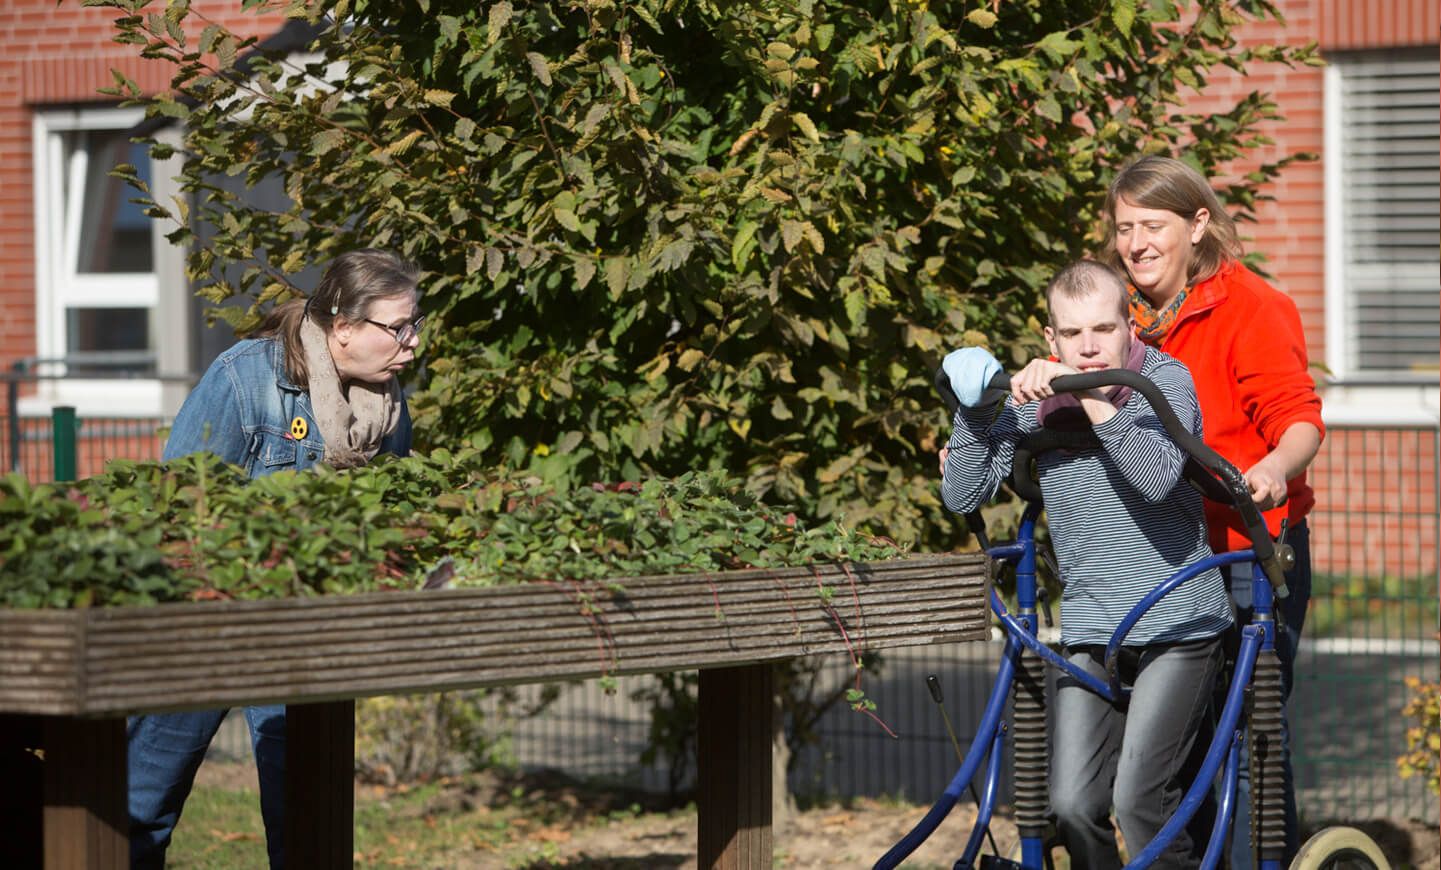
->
[290,416,308,440]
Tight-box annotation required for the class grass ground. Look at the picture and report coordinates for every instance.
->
[166,761,1439,869]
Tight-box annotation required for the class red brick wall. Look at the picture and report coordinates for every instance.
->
[1172,0,1329,361]
[1317,0,1440,50]
[0,2,283,367]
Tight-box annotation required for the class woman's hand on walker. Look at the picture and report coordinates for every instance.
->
[938,446,950,476]
[1244,458,1289,510]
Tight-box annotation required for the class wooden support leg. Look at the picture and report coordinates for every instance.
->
[0,714,44,868]
[697,664,773,870]
[41,716,128,868]
[284,700,354,868]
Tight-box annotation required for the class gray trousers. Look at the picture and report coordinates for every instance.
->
[1051,637,1224,870]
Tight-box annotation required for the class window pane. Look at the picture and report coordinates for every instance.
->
[76,134,154,274]
[1340,50,1440,377]
[66,307,149,355]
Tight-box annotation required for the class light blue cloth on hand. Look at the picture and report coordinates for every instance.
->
[942,347,1004,407]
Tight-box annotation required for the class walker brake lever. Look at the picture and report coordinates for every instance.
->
[1036,585,1055,630]
[1272,518,1296,575]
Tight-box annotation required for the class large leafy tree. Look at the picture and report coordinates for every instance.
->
[100,0,1316,547]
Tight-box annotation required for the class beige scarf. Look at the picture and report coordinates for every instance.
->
[299,316,403,469]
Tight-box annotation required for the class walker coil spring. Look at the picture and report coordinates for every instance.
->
[1011,645,1049,836]
[1248,648,1287,861]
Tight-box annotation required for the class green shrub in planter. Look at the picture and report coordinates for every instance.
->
[0,449,901,606]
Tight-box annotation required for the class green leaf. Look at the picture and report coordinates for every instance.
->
[311,128,346,156]
[436,14,461,45]
[966,9,997,28]
[198,23,221,54]
[655,238,693,272]
[766,42,795,62]
[791,112,820,144]
[554,208,581,232]
[526,52,552,87]
[573,256,597,290]
[1035,94,1063,124]
[731,221,758,268]
[1111,0,1136,36]
[801,223,825,254]
[487,1,512,46]
[780,220,804,253]
[604,257,629,300]
[843,290,867,329]
[676,348,705,371]
[215,34,237,70]
[385,129,424,155]
[1037,31,1080,61]
[149,98,189,120]
[423,89,456,108]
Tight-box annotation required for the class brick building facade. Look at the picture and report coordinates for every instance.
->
[1,1,283,387]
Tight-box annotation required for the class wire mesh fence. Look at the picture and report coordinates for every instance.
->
[1297,424,1440,824]
[3,358,177,481]
[3,415,169,482]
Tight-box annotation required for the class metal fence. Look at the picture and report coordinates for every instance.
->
[3,416,171,481]
[33,401,1437,825]
[3,356,179,481]
[1296,424,1439,824]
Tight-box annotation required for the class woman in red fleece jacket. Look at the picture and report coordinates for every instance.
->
[1097,154,1324,867]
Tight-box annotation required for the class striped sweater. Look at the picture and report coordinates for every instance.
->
[941,347,1233,647]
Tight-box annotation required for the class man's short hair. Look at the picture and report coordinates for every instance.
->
[1044,260,1130,327]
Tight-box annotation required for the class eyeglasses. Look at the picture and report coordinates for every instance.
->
[362,316,426,345]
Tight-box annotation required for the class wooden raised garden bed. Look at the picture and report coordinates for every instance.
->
[0,552,990,869]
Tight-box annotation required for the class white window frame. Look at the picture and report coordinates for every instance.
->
[1322,51,1440,427]
[29,106,163,417]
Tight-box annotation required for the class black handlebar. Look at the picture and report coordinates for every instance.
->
[938,366,1290,598]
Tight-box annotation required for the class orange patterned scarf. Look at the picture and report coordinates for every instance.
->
[1129,285,1189,346]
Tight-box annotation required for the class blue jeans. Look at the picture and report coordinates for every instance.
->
[128,705,286,869]
[1051,637,1224,870]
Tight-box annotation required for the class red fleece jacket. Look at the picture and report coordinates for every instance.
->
[1132,261,1325,554]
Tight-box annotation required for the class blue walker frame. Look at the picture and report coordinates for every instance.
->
[877,368,1295,870]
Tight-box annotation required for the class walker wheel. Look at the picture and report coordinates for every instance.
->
[1289,826,1390,870]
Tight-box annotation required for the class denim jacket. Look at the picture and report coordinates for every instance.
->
[164,338,412,478]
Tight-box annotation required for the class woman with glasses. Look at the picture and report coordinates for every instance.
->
[127,248,422,869]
